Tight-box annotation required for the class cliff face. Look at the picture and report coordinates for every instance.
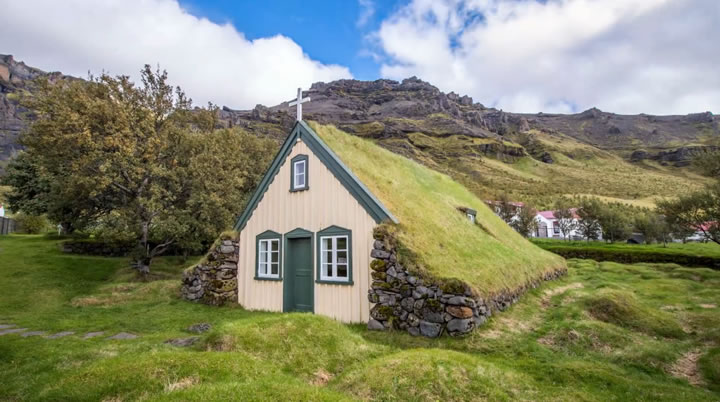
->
[0,55,72,173]
[1,54,719,174]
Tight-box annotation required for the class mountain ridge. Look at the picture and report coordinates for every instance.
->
[1,54,718,186]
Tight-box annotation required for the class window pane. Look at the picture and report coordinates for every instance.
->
[271,252,279,263]
[271,263,279,275]
[260,262,267,275]
[337,237,347,250]
[296,175,305,187]
[324,251,332,265]
[259,251,267,264]
[260,241,268,253]
[324,263,332,278]
[337,264,348,278]
[337,250,347,264]
[322,238,332,251]
[271,240,279,252]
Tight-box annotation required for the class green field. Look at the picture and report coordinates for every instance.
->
[1,235,719,401]
[532,239,720,258]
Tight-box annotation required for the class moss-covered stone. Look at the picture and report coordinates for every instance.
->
[425,298,443,312]
[371,259,387,272]
[440,279,467,295]
[372,281,392,291]
[371,271,387,280]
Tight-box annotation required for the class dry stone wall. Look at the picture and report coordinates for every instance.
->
[368,231,567,337]
[181,240,239,306]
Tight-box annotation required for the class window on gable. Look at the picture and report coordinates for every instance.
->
[319,235,350,282]
[290,155,309,191]
[257,238,280,279]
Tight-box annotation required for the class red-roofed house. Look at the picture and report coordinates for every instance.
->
[532,208,599,240]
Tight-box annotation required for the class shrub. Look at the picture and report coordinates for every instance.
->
[534,243,720,269]
[584,289,685,338]
[14,213,50,234]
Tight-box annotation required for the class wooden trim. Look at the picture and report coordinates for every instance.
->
[316,225,354,286]
[254,230,282,281]
[289,154,309,192]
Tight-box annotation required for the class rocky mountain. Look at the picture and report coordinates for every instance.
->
[1,55,718,199]
[0,55,73,173]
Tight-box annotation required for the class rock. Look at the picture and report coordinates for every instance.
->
[82,331,105,339]
[107,332,138,340]
[367,319,385,330]
[378,294,396,305]
[165,336,200,347]
[419,320,442,338]
[368,293,380,303]
[219,245,235,254]
[386,266,397,277]
[20,331,46,337]
[400,297,414,312]
[447,318,474,334]
[370,249,390,259]
[413,299,425,310]
[473,315,488,327]
[370,305,393,321]
[408,326,420,336]
[446,305,473,319]
[46,331,74,339]
[423,310,445,324]
[373,240,385,250]
[187,323,212,333]
[0,324,15,329]
[407,276,418,285]
[447,296,473,307]
[407,313,420,327]
[0,328,28,335]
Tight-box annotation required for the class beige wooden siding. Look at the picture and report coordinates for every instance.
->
[237,139,376,323]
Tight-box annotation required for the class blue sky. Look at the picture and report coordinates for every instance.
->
[179,0,406,80]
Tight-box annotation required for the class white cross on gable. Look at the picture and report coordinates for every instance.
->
[289,87,311,121]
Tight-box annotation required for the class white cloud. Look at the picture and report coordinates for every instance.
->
[0,0,352,109]
[375,0,720,114]
[357,0,376,27]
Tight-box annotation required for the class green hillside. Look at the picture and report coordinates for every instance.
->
[312,123,566,296]
[371,128,709,209]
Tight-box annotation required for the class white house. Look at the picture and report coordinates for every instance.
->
[0,204,5,217]
[532,209,602,240]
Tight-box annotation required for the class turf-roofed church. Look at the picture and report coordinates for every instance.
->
[233,119,397,323]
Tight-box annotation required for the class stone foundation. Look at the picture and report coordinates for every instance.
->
[367,232,566,337]
[181,240,239,306]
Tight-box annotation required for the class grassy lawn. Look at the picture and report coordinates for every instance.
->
[1,235,719,401]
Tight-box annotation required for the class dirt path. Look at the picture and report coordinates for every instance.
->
[669,349,705,386]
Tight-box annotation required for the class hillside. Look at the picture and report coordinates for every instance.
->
[311,123,565,296]
[1,54,717,204]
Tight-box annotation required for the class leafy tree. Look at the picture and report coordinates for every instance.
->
[10,66,275,276]
[1,152,51,217]
[657,184,720,245]
[693,149,720,179]
[553,197,577,241]
[598,203,632,243]
[576,197,603,241]
[511,204,538,237]
[496,192,517,223]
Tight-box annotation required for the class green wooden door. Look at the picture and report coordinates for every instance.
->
[284,236,314,312]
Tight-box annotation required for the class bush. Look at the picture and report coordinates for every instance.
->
[534,243,720,269]
[14,213,50,234]
[584,289,685,338]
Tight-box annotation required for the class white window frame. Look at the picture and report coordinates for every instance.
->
[257,239,280,279]
[319,235,350,282]
[293,160,306,190]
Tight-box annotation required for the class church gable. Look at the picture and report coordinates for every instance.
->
[234,121,397,231]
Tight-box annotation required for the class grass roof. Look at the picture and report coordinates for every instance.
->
[311,123,566,297]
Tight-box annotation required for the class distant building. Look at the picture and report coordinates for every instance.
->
[0,204,4,217]
[532,209,601,240]
[485,200,525,217]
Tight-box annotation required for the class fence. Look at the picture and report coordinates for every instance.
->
[0,217,16,235]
